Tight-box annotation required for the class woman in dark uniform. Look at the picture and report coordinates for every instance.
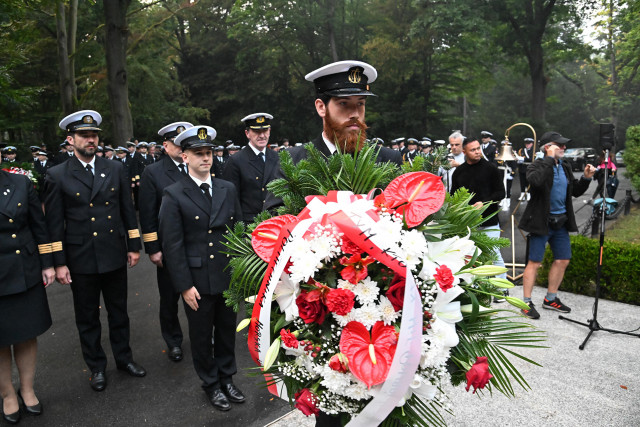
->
[0,166,55,424]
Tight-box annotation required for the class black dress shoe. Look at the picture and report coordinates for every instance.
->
[90,371,107,392]
[167,346,183,362]
[118,361,147,377]
[207,389,230,411]
[2,409,20,425]
[18,390,42,415]
[221,383,245,403]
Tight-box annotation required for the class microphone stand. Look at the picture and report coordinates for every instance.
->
[559,148,640,349]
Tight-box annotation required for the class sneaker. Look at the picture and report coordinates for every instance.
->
[521,302,540,319]
[493,289,509,303]
[542,297,571,313]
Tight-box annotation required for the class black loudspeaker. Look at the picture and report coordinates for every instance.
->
[599,123,615,150]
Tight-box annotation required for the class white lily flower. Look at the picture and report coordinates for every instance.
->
[274,273,300,321]
[419,234,479,284]
[429,301,463,348]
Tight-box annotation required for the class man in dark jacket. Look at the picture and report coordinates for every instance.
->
[159,125,245,412]
[139,121,192,362]
[518,131,595,319]
[44,110,146,392]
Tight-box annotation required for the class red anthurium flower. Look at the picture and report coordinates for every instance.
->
[339,321,398,388]
[339,253,375,284]
[251,215,298,262]
[465,356,493,393]
[383,172,445,227]
[434,265,455,292]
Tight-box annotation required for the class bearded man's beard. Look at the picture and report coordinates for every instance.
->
[323,109,368,154]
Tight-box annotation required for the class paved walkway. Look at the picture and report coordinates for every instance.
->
[270,286,640,427]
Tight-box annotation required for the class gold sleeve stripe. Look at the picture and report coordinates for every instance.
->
[38,243,53,254]
[51,241,63,252]
[128,229,141,239]
[142,232,158,243]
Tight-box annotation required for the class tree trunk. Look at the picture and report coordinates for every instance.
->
[68,0,78,102]
[326,0,339,62]
[55,2,74,115]
[104,0,133,145]
[608,0,618,130]
[529,43,546,124]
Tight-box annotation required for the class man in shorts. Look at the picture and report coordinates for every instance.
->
[518,131,595,319]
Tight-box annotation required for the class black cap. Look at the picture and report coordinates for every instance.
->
[175,126,217,151]
[540,131,571,145]
[305,61,377,97]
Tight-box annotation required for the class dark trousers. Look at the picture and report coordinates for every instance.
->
[156,266,182,348]
[316,413,342,426]
[519,170,528,192]
[183,293,237,392]
[69,266,133,372]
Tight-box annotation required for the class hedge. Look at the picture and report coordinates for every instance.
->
[536,234,640,305]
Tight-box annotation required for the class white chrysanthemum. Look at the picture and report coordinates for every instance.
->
[352,277,379,305]
[420,335,450,369]
[337,279,355,292]
[379,296,400,325]
[353,305,382,329]
[370,216,403,249]
[332,311,355,328]
[401,229,428,257]
[319,366,352,393]
[344,380,372,400]
[310,235,336,259]
[289,253,320,283]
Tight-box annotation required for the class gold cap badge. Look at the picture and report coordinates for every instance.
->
[197,128,208,140]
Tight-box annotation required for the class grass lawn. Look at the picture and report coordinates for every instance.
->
[605,203,640,244]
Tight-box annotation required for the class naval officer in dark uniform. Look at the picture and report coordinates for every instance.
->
[138,121,192,362]
[159,125,245,412]
[222,113,279,223]
[286,60,402,166]
[43,110,146,392]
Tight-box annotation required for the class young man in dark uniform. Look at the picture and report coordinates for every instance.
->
[44,110,146,392]
[222,113,279,223]
[138,121,192,362]
[159,125,245,412]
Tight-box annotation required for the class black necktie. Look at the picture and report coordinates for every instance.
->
[86,164,93,176]
[200,183,212,202]
[258,152,265,162]
[179,164,188,176]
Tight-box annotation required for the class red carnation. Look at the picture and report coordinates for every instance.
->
[296,290,329,325]
[341,236,362,256]
[385,274,406,312]
[328,353,349,373]
[465,356,493,393]
[340,253,375,284]
[294,388,320,416]
[280,329,299,348]
[325,288,356,316]
[434,265,455,292]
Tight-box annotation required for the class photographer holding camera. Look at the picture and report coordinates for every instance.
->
[518,131,596,319]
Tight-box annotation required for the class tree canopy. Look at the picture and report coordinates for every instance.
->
[1,0,638,153]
